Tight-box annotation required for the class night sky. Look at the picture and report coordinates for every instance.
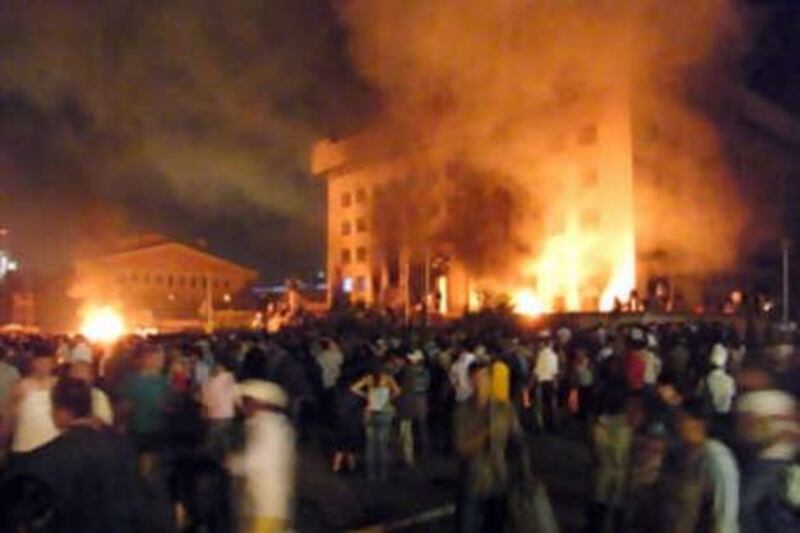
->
[0,0,797,283]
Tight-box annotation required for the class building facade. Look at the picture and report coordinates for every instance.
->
[72,235,258,327]
[313,84,800,315]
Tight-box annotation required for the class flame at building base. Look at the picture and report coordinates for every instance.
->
[80,306,126,344]
[510,227,636,317]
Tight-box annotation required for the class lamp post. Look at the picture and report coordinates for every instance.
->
[782,239,791,323]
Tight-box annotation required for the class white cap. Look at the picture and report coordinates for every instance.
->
[710,343,728,368]
[647,333,658,349]
[408,350,424,363]
[237,380,288,408]
[629,327,645,342]
[556,327,572,343]
[737,389,796,418]
[70,342,93,364]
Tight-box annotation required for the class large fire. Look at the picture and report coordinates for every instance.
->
[510,167,637,317]
[80,306,126,344]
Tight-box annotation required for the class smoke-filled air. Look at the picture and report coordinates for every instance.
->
[336,0,747,313]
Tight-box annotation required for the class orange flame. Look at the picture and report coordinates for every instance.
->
[80,306,126,344]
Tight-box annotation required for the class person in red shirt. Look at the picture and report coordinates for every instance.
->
[624,328,647,391]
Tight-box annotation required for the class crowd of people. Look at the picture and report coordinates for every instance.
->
[0,310,798,532]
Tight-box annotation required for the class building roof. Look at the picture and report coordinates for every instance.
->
[78,240,259,280]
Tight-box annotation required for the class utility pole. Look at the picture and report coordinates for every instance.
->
[423,248,431,327]
[205,272,214,333]
[782,239,791,323]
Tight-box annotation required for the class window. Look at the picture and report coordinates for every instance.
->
[356,217,367,233]
[155,274,164,285]
[341,248,352,265]
[356,246,368,263]
[223,280,230,289]
[578,123,598,145]
[582,167,599,188]
[355,276,367,292]
[355,188,367,204]
[581,208,600,229]
[190,276,196,288]
[341,221,352,236]
[645,119,660,142]
[167,274,174,287]
[342,277,354,293]
[341,192,352,207]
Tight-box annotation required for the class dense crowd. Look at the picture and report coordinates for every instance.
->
[0,310,798,532]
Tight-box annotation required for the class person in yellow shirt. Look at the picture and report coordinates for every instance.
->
[491,358,510,403]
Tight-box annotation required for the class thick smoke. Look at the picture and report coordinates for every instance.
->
[337,0,747,289]
[0,0,372,278]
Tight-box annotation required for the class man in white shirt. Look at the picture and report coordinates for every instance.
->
[232,380,296,532]
[705,344,735,414]
[316,338,344,390]
[0,346,20,454]
[450,348,476,403]
[201,359,238,458]
[534,332,559,431]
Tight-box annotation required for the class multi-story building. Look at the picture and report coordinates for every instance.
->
[71,234,258,327]
[312,83,800,315]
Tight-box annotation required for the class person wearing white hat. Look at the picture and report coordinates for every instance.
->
[737,389,800,533]
[701,344,736,415]
[232,380,295,533]
[67,352,114,426]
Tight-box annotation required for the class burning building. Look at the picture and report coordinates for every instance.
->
[312,82,800,316]
[312,0,800,316]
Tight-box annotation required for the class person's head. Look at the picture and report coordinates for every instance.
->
[51,377,92,429]
[370,358,385,381]
[138,344,164,374]
[628,327,648,351]
[677,399,710,447]
[468,361,491,402]
[736,389,798,453]
[30,343,55,378]
[709,343,728,370]
[68,360,94,384]
[656,374,683,407]
[237,380,288,419]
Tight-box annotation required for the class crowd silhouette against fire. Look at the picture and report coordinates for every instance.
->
[0,308,798,532]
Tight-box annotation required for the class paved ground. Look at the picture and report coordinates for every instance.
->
[295,423,593,532]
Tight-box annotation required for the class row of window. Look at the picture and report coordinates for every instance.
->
[341,247,368,265]
[341,217,368,236]
[117,272,232,290]
[341,188,368,208]
[342,276,368,293]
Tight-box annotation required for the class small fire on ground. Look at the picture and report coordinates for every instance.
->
[80,306,126,343]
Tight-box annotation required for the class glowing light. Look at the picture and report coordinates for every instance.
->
[512,289,545,317]
[81,307,126,344]
[509,211,635,314]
